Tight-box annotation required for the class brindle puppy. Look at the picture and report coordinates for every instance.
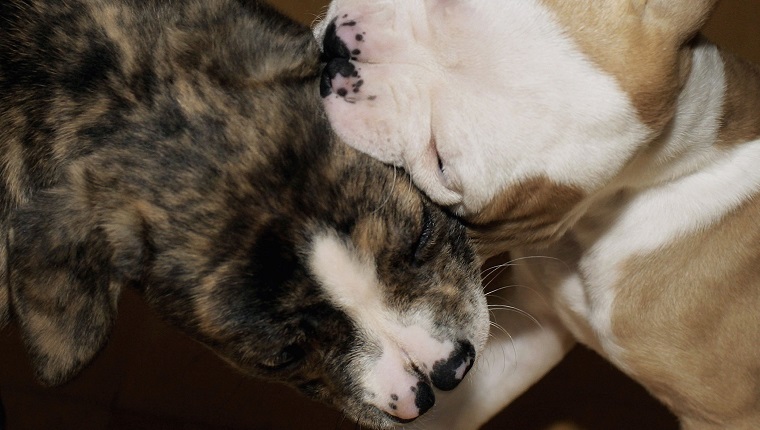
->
[0,0,489,427]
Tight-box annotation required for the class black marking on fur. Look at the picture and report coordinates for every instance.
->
[61,33,120,99]
[0,1,484,427]
[245,221,299,302]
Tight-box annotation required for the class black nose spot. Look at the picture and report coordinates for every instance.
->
[430,340,476,391]
[384,381,435,424]
[320,58,358,98]
[413,381,435,416]
[322,18,351,61]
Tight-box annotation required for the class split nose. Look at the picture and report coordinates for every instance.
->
[378,340,476,423]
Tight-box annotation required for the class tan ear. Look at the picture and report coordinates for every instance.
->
[644,0,719,42]
[8,189,123,386]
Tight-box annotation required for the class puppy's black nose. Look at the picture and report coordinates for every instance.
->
[385,381,435,424]
[322,18,351,61]
[414,380,435,416]
[430,340,476,391]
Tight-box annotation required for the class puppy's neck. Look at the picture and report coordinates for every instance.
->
[616,41,736,190]
[574,41,760,244]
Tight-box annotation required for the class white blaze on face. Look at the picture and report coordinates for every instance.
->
[308,231,457,419]
[309,231,384,320]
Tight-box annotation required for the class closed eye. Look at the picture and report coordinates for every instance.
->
[258,344,307,372]
[413,205,438,266]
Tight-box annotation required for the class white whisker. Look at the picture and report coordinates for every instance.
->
[486,282,552,310]
[488,304,543,329]
[371,165,397,214]
[488,319,517,374]
[308,5,330,28]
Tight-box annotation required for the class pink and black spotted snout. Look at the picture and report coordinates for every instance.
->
[320,16,367,100]
[384,380,435,424]
[379,340,477,423]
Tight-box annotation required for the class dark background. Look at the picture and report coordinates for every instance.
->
[1,1,758,428]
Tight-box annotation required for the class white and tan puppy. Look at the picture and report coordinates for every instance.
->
[315,1,760,429]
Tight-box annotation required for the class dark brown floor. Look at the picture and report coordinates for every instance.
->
[1,289,678,430]
[2,1,758,429]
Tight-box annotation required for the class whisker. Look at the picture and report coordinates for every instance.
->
[488,304,543,329]
[489,320,517,374]
[482,254,567,280]
[481,264,510,288]
[484,284,518,297]
[309,5,330,28]
[481,261,512,277]
[481,255,563,289]
[372,165,398,214]
[486,282,553,310]
[483,269,513,290]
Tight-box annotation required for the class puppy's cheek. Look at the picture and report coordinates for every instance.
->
[322,63,431,166]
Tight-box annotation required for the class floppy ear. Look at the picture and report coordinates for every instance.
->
[8,188,123,386]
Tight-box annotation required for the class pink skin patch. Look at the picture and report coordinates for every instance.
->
[368,347,435,422]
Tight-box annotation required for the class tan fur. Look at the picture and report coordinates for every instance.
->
[467,177,584,255]
[717,52,760,146]
[315,0,758,426]
[612,194,760,428]
[539,0,718,131]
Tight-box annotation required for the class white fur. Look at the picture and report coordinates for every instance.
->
[319,0,650,214]
[309,231,458,419]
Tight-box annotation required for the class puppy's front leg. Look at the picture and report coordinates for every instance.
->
[419,268,574,430]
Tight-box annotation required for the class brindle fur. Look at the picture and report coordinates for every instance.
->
[0,0,480,426]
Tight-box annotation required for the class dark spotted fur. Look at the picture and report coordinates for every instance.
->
[0,0,482,427]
